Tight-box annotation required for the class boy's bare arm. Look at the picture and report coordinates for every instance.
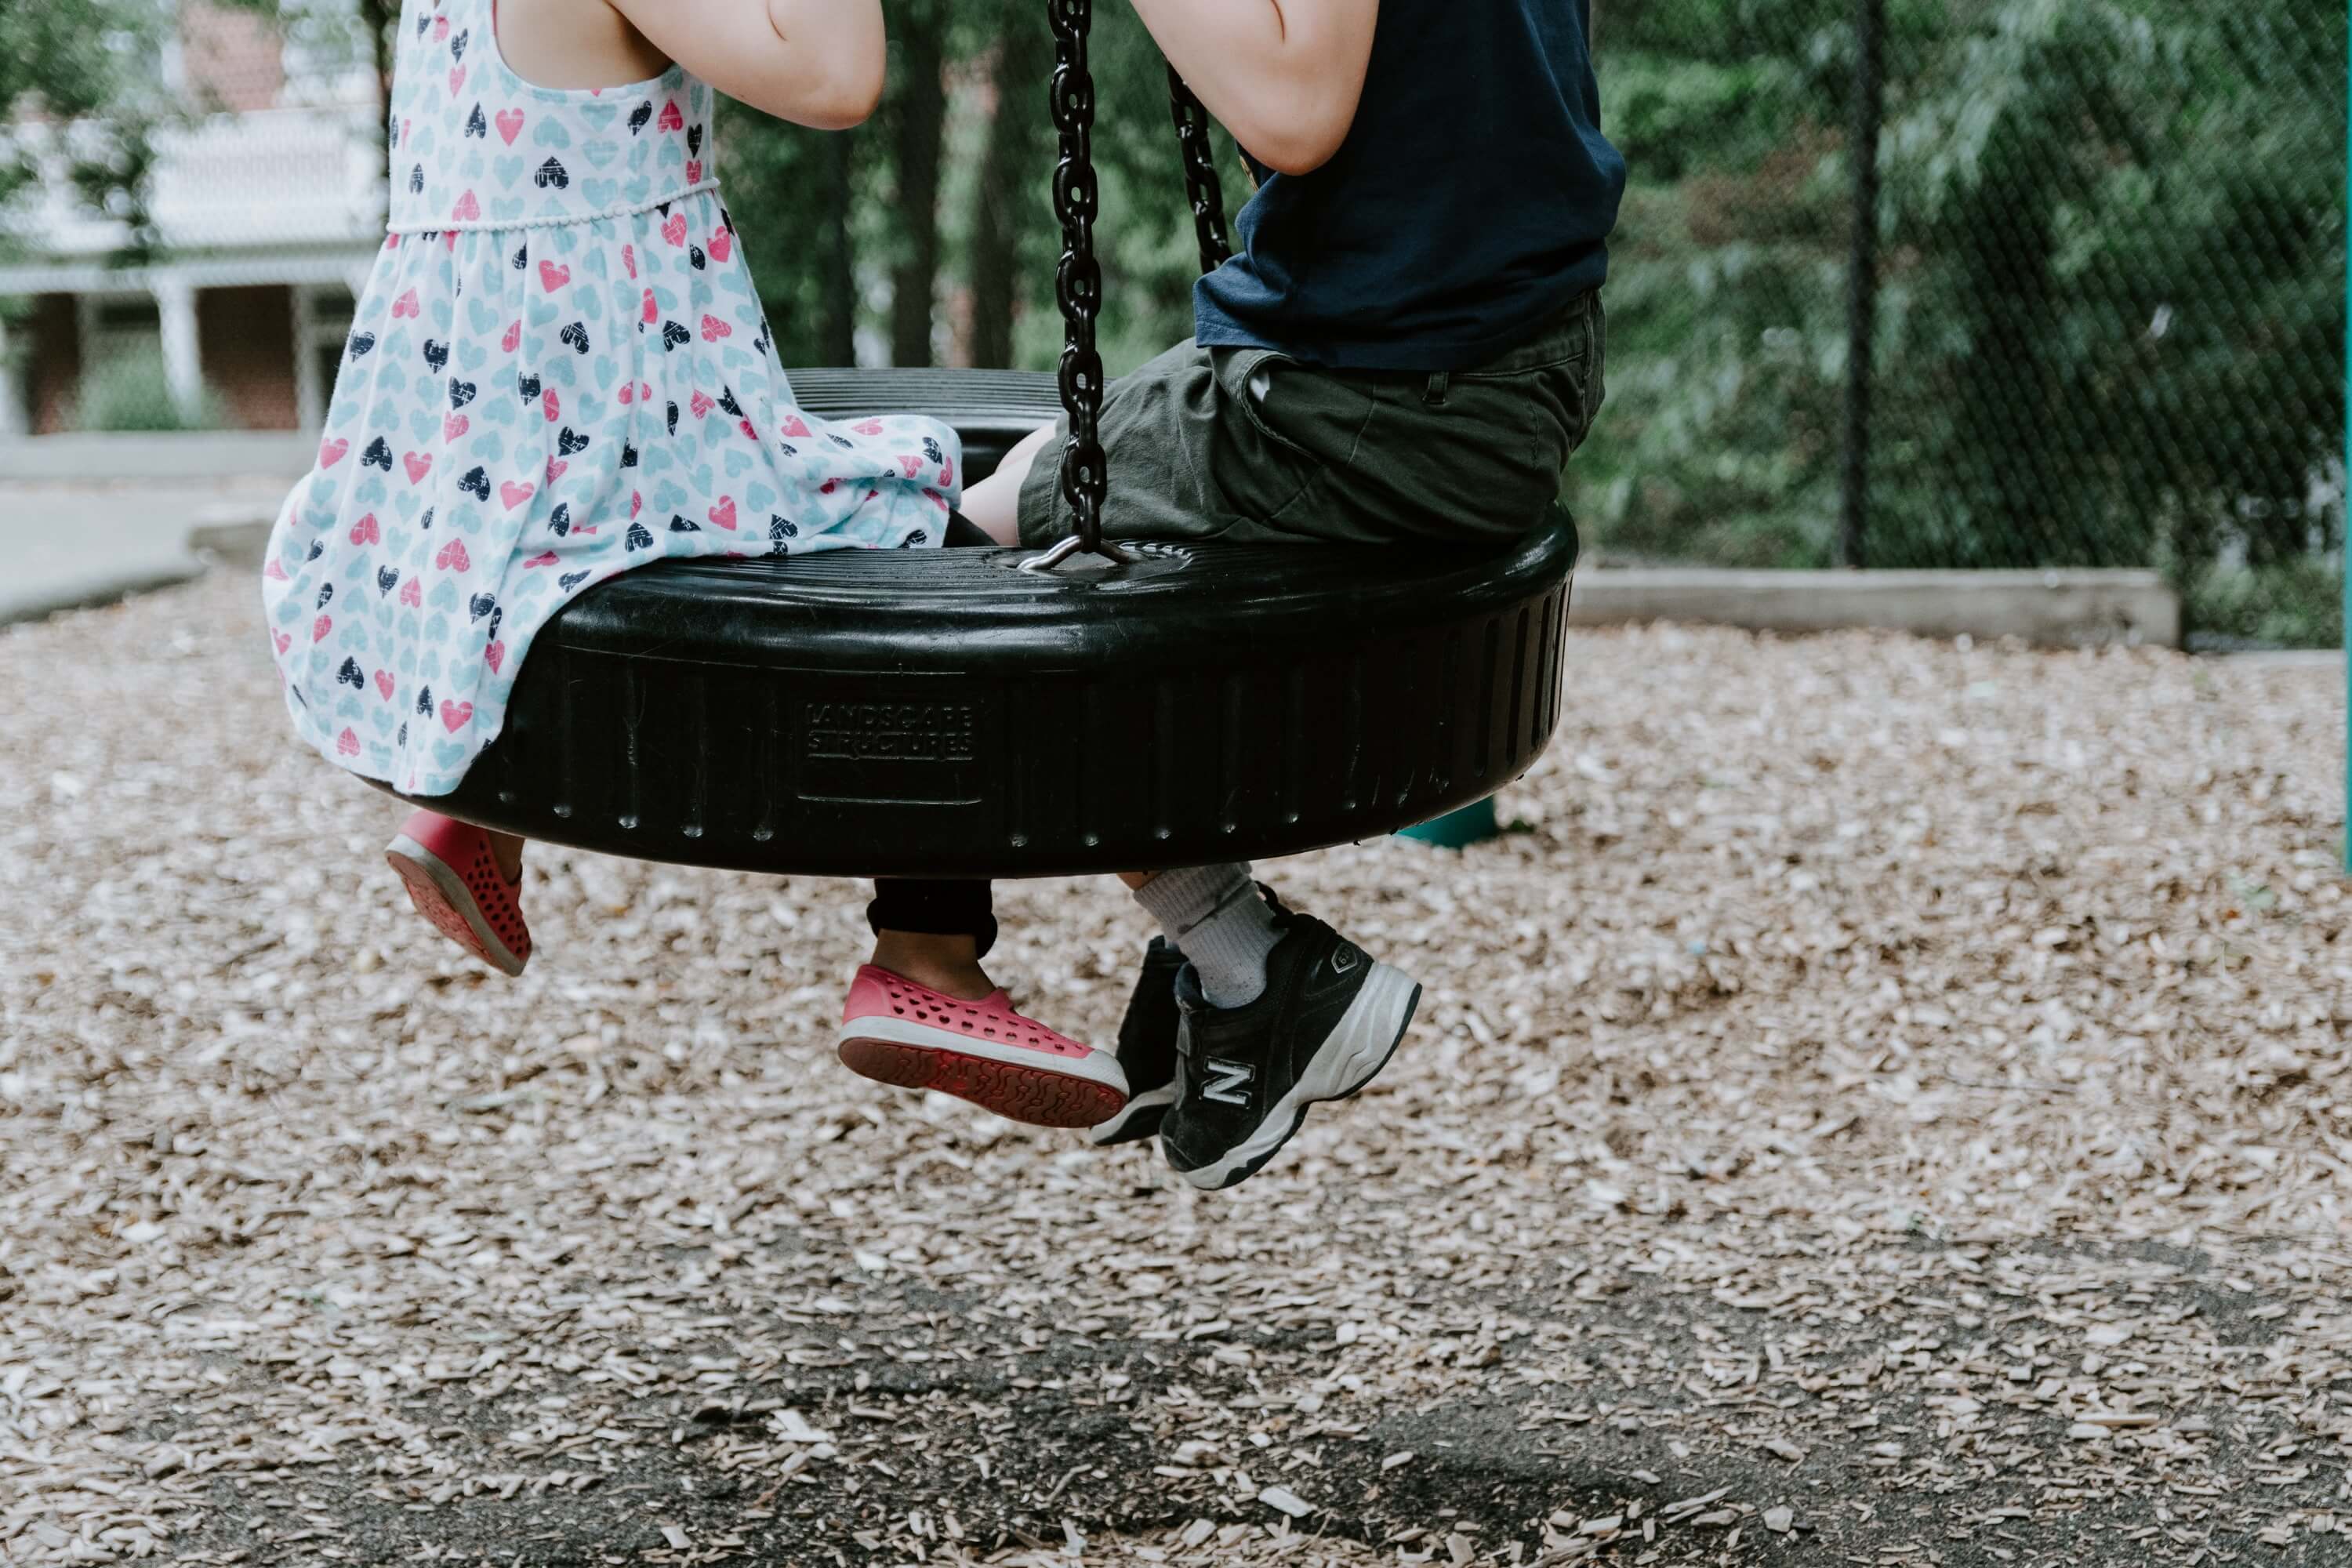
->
[1129,0,1378,176]
[603,0,888,129]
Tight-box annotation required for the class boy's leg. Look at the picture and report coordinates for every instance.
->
[968,339,1326,551]
[961,425,1057,546]
[1124,866,1282,1008]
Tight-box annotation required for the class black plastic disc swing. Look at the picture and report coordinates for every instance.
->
[390,0,1578,880]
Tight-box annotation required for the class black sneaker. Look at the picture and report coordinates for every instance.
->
[1085,938,1187,1147]
[1160,913,1421,1191]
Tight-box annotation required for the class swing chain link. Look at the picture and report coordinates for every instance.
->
[1030,0,1130,571]
[1167,68,1234,277]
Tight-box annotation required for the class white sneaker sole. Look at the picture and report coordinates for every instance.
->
[1084,1076,1180,1146]
[1171,961,1421,1192]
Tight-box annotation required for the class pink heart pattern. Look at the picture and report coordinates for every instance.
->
[260,42,964,797]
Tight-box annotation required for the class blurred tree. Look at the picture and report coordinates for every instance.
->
[0,0,172,256]
[884,0,949,366]
[1575,0,2345,590]
[963,0,1055,368]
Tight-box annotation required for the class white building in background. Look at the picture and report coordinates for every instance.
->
[0,2,383,436]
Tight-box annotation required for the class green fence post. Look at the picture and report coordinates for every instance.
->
[2344,8,2350,874]
[1398,798,1502,849]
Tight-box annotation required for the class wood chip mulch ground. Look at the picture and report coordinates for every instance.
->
[3,572,2348,1567]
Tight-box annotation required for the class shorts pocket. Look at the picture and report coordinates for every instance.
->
[1219,348,1379,467]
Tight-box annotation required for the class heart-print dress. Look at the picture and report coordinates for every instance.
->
[261,0,960,798]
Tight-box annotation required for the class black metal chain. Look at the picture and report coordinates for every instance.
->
[1166,68,1233,275]
[1040,0,1118,565]
[1033,5,1233,568]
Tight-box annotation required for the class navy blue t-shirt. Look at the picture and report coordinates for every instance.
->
[1194,0,1625,372]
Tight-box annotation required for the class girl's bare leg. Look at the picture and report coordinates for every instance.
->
[960,424,1058,546]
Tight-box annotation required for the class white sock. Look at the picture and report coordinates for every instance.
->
[1133,862,1281,1008]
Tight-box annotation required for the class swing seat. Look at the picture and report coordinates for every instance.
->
[387,368,1577,879]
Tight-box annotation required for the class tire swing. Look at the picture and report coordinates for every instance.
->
[390,0,1580,879]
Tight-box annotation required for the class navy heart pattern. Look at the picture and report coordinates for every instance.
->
[261,8,962,796]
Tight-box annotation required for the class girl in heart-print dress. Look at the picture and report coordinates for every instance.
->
[263,0,1132,1134]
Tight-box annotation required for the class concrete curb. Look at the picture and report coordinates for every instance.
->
[1568,567,2182,649]
[0,432,314,483]
[0,565,206,627]
[188,518,277,571]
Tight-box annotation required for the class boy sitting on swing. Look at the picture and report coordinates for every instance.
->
[949,0,1624,1190]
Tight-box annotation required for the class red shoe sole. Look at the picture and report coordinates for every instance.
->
[838,1037,1127,1130]
[387,849,527,975]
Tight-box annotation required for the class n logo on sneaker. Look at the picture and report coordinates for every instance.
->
[1202,1058,1254,1107]
[1330,946,1361,975]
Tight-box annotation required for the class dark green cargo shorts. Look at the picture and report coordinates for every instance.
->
[1017,292,1605,547]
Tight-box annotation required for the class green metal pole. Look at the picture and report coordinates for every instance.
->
[1398,798,1502,849]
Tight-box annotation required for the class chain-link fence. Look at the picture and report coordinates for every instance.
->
[1580,0,2347,641]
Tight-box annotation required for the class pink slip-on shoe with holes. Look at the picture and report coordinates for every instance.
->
[837,966,1127,1129]
[384,810,532,976]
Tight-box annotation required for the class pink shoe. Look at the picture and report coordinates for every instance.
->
[837,965,1127,1130]
[383,810,532,975]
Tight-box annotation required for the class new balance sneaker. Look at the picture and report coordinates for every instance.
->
[1160,913,1421,1191]
[1084,937,1188,1147]
[837,965,1128,1130]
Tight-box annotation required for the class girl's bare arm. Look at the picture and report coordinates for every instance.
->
[1128,0,1378,175]
[603,0,889,129]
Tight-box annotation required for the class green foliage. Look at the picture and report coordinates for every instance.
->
[720,1,1227,375]
[1577,0,2347,577]
[0,0,172,255]
[71,347,223,433]
[2187,558,2346,651]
